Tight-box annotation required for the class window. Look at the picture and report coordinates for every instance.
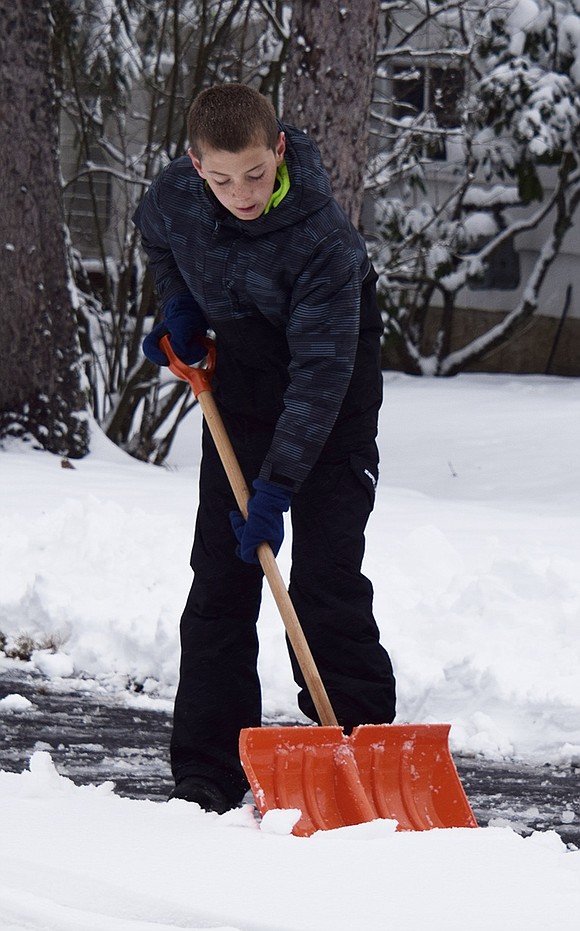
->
[60,116,112,259]
[468,238,521,291]
[63,164,112,255]
[392,62,465,159]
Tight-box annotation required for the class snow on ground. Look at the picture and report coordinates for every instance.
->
[1,373,579,930]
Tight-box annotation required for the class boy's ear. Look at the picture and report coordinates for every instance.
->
[188,148,205,178]
[275,132,286,165]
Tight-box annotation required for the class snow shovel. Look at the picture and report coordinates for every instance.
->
[162,335,478,837]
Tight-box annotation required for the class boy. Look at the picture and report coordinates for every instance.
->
[134,83,396,814]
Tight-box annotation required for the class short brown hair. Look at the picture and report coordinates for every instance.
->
[187,84,279,159]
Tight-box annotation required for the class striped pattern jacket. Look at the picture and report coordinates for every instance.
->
[133,123,376,492]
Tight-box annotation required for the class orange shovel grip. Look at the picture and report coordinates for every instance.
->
[160,334,216,396]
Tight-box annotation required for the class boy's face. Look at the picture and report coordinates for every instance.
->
[189,132,286,221]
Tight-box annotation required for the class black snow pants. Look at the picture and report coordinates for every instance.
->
[170,281,396,806]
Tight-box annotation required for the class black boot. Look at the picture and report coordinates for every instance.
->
[168,777,233,814]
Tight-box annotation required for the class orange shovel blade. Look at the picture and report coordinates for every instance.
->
[239,724,478,837]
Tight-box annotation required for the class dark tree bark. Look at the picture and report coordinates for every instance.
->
[282,0,379,226]
[0,0,89,457]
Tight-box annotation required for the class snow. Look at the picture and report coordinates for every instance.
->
[0,693,33,712]
[560,13,580,83]
[506,0,541,57]
[1,373,580,929]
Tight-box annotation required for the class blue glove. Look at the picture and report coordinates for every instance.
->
[143,295,207,366]
[229,479,292,565]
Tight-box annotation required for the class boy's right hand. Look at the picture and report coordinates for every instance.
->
[143,295,207,366]
[229,480,292,565]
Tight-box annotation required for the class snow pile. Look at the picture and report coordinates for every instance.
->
[2,374,579,764]
[0,750,578,931]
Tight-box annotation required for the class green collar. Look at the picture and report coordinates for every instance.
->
[262,161,290,215]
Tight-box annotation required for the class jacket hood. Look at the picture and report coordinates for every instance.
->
[207,121,334,238]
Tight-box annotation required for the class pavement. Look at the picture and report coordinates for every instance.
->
[1,664,578,848]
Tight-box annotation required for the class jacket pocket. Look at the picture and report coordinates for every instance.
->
[349,451,379,510]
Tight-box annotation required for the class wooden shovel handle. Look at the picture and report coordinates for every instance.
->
[160,335,339,728]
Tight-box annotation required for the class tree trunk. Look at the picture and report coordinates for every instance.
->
[282,0,379,226]
[0,0,88,457]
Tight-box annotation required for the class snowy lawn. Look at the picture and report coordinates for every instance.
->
[1,373,579,930]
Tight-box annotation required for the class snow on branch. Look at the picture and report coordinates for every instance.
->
[62,164,151,190]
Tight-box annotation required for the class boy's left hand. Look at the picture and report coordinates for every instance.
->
[229,479,292,565]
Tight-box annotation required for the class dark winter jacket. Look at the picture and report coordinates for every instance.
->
[133,122,381,492]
